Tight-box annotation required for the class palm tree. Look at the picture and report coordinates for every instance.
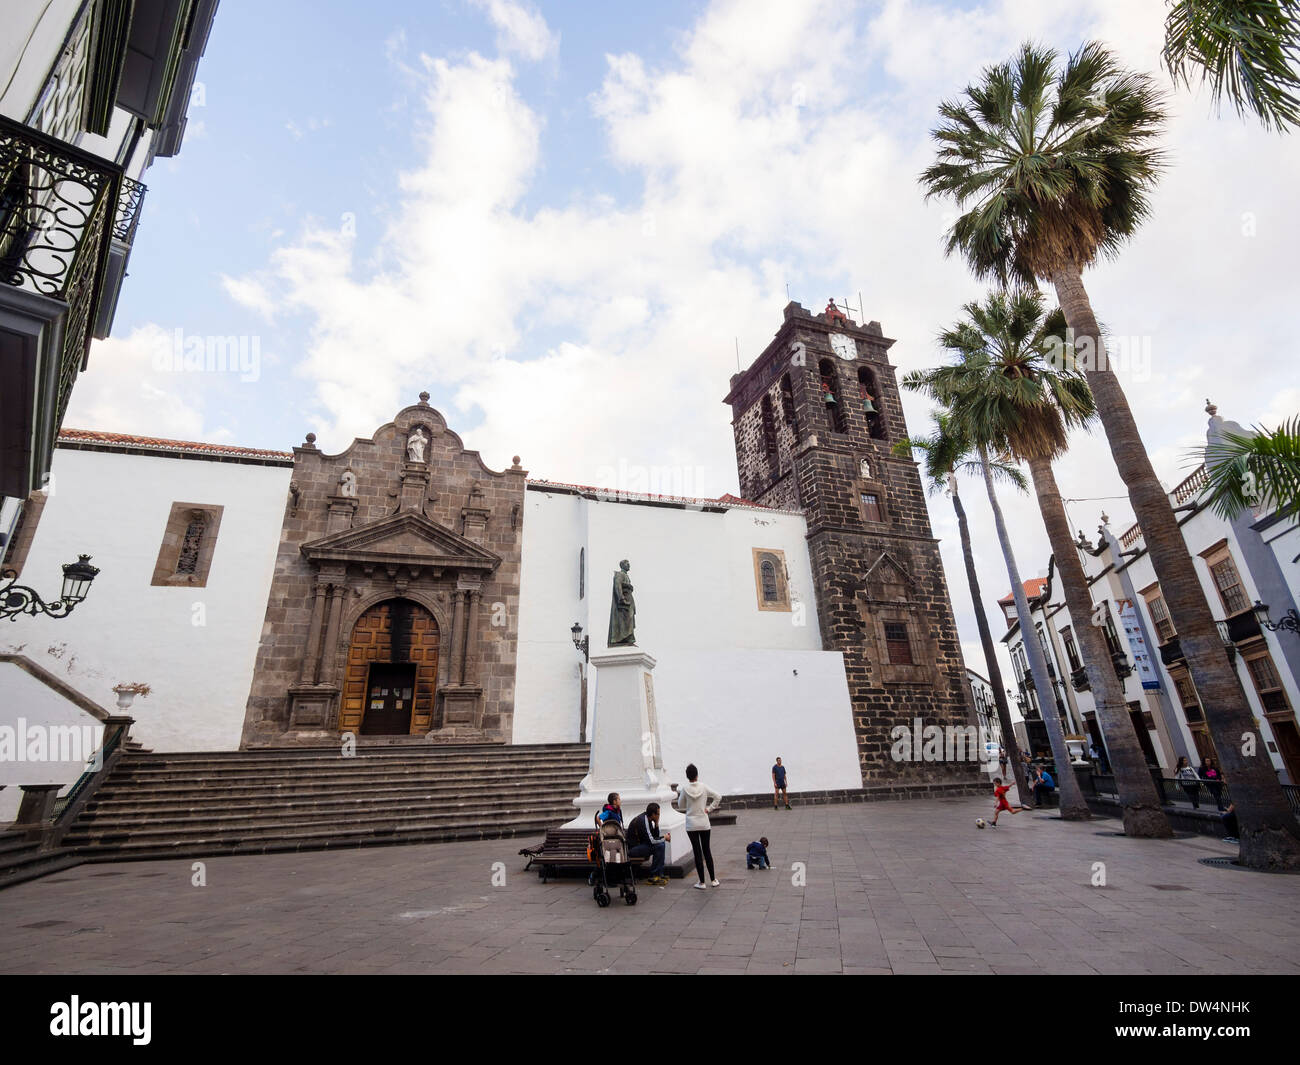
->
[1202,415,1300,520]
[894,413,1033,800]
[907,290,1172,838]
[921,41,1300,868]
[1163,0,1300,132]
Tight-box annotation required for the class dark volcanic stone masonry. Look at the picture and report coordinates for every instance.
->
[241,396,526,746]
[725,302,980,785]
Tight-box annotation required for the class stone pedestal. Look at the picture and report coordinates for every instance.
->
[287,684,339,731]
[564,650,689,865]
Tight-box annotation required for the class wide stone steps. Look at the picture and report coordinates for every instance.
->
[0,832,82,891]
[47,742,592,868]
[70,793,582,833]
[81,773,587,812]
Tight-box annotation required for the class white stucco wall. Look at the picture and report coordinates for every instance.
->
[513,488,863,792]
[0,445,291,754]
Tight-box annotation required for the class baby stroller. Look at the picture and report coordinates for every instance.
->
[588,815,637,907]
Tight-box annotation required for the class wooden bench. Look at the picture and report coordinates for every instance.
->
[519,828,653,883]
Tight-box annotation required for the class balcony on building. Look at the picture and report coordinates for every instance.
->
[1,116,123,501]
[1159,636,1184,666]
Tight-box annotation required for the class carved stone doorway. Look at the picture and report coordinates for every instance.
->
[341,599,439,735]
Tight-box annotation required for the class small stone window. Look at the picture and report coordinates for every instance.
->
[151,502,224,587]
[884,621,913,664]
[752,548,790,612]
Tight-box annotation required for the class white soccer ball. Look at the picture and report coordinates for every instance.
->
[975,818,987,829]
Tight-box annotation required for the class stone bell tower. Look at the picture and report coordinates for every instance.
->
[241,393,527,747]
[724,302,979,784]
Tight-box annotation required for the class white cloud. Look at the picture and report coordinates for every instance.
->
[468,0,557,62]
[64,325,209,440]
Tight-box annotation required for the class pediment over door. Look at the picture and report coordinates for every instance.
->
[300,510,500,573]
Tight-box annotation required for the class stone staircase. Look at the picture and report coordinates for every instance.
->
[2,743,590,886]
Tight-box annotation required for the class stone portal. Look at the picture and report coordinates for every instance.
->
[241,395,527,747]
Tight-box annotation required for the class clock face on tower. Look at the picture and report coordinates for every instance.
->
[829,333,856,361]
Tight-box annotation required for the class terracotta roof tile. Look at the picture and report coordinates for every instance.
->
[998,577,1047,605]
[58,428,293,460]
[526,479,779,511]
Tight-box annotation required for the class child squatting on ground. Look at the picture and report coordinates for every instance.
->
[989,777,1032,826]
[746,838,771,869]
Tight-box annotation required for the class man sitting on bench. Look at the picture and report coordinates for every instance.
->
[627,802,670,886]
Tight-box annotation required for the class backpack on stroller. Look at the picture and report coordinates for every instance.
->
[588,816,637,907]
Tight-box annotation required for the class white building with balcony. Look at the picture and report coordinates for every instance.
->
[1,0,218,548]
[1001,402,1300,787]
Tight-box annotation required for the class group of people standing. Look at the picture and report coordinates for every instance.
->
[597,758,791,889]
[597,763,724,889]
[1173,756,1226,810]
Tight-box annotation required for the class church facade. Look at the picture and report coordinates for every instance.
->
[1,303,983,818]
[241,395,527,747]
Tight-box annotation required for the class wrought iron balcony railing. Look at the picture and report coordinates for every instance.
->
[113,175,146,244]
[0,115,121,431]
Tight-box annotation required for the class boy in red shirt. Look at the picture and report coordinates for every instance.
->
[990,777,1032,826]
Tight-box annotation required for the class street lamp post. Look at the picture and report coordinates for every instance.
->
[0,555,100,621]
[1254,600,1300,636]
[570,622,590,662]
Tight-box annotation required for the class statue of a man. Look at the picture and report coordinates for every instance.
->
[407,428,427,463]
[608,560,636,647]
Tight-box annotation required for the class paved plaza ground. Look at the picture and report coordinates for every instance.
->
[2,797,1298,975]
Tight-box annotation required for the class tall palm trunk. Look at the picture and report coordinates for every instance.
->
[978,445,1091,819]
[1054,267,1300,869]
[1026,455,1172,837]
[950,474,1030,799]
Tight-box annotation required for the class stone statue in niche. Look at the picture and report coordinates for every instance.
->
[860,458,871,480]
[339,470,358,498]
[608,560,636,647]
[407,428,428,463]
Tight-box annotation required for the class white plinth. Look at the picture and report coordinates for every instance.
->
[564,649,690,865]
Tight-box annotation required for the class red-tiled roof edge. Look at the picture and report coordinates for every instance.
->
[57,428,294,460]
[997,577,1048,604]
[525,479,787,512]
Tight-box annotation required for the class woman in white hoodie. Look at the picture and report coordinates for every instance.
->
[674,763,722,889]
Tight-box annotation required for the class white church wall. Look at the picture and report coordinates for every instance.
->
[0,446,290,754]
[513,488,863,792]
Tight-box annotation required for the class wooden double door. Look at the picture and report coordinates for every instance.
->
[340,599,440,735]
[363,663,418,735]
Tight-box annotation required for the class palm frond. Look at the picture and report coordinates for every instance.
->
[1201,415,1300,519]
[1164,0,1300,132]
[921,40,1168,283]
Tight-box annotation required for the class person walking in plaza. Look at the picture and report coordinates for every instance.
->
[674,763,721,889]
[1175,757,1202,809]
[772,756,791,809]
[997,745,1008,779]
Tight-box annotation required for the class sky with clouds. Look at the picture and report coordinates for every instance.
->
[69,0,1300,681]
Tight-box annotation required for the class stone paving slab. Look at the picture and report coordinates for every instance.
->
[1,799,1298,975]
